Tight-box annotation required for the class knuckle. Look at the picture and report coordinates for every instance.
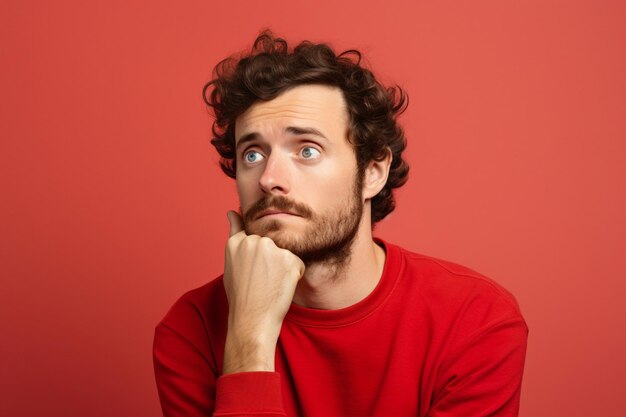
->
[226,237,237,251]
[241,235,257,246]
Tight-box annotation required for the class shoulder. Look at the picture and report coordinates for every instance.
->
[157,276,228,339]
[153,277,227,379]
[386,241,527,336]
[401,246,521,311]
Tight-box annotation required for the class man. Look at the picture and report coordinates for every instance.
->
[153,32,528,417]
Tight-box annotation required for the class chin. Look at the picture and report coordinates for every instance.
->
[263,229,301,247]
[253,227,304,252]
[248,217,302,236]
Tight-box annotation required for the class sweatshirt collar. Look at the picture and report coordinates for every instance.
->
[284,238,403,327]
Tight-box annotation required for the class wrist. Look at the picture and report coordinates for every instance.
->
[223,330,277,374]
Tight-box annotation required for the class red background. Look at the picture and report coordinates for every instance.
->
[2,1,625,416]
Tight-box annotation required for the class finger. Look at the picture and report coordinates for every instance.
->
[227,210,245,237]
[295,257,306,279]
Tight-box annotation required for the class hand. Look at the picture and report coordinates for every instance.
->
[222,210,305,374]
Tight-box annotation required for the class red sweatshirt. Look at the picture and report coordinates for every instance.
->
[153,239,528,416]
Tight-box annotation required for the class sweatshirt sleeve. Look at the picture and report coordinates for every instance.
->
[214,372,285,416]
[152,294,286,417]
[153,322,216,416]
[427,315,529,417]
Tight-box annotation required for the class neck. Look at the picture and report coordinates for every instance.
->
[291,217,386,310]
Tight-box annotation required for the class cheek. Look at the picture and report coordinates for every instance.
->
[304,175,354,209]
[314,161,357,199]
[236,176,259,209]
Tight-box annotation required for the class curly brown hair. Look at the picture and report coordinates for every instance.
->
[202,31,409,225]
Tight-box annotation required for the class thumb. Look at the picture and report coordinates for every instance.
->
[226,210,244,237]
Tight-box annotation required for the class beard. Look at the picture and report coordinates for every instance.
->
[242,172,364,266]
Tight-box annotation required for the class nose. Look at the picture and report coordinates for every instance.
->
[258,152,291,195]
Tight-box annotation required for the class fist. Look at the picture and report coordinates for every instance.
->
[222,211,305,373]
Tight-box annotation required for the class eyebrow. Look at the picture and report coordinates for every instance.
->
[236,126,329,150]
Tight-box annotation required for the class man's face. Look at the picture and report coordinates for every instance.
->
[234,84,364,264]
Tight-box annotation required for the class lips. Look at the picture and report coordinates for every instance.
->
[256,209,300,220]
[244,196,313,225]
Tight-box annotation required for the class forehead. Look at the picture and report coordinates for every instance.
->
[235,84,349,143]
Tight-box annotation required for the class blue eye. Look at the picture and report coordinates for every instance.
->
[300,147,321,159]
[244,151,264,163]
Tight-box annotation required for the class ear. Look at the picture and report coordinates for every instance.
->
[362,147,392,200]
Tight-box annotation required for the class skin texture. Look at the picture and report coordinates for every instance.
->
[223,84,392,374]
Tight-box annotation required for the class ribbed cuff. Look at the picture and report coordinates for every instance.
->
[214,371,285,415]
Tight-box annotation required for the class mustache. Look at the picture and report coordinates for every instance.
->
[243,195,313,224]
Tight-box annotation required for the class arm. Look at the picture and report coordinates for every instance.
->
[153,305,287,417]
[153,319,216,416]
[428,316,529,417]
[222,211,304,375]
[153,211,303,417]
